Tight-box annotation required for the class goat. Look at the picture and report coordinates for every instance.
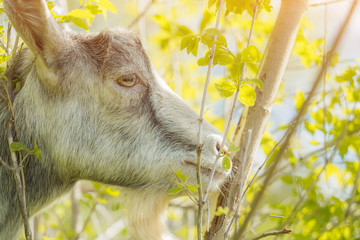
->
[0,0,228,239]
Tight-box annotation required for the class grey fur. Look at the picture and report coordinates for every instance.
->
[0,0,228,239]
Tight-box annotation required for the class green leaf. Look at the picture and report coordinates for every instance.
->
[201,28,227,47]
[305,122,317,135]
[191,38,199,57]
[10,142,28,152]
[203,28,221,37]
[228,143,240,152]
[30,139,43,162]
[330,53,339,67]
[152,14,171,32]
[101,186,120,197]
[97,198,107,204]
[185,37,199,57]
[67,9,94,19]
[310,140,319,145]
[187,184,199,192]
[339,137,350,158]
[294,90,305,110]
[215,79,237,97]
[85,2,102,15]
[46,1,56,11]
[222,155,232,172]
[208,0,217,9]
[60,16,89,31]
[0,54,9,63]
[241,45,261,63]
[242,78,263,90]
[197,53,210,66]
[31,149,43,162]
[181,34,195,51]
[176,170,187,182]
[215,206,229,216]
[90,0,117,13]
[213,47,233,65]
[214,53,233,65]
[239,84,256,106]
[168,187,183,195]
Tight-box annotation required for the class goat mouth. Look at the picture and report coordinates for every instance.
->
[183,161,225,179]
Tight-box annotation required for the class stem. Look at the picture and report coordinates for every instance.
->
[206,0,309,238]
[241,131,287,203]
[1,26,33,240]
[344,158,360,220]
[203,4,258,203]
[196,1,224,239]
[224,130,252,238]
[234,1,357,237]
[128,0,155,28]
[73,203,98,240]
[251,229,292,240]
[0,156,14,170]
[8,120,33,240]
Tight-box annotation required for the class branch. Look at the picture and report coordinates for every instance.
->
[300,126,360,160]
[251,229,292,240]
[203,0,258,203]
[71,183,81,240]
[195,0,225,239]
[235,0,358,237]
[344,157,360,219]
[128,0,155,28]
[244,215,284,237]
[240,130,287,203]
[73,203,98,240]
[206,0,309,238]
[3,27,33,239]
[0,156,14,171]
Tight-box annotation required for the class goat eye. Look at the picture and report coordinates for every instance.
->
[117,75,138,87]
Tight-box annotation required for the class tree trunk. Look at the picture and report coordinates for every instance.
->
[205,0,309,239]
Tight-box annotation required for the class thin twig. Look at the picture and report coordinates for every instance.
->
[299,125,360,160]
[169,165,198,203]
[0,40,6,51]
[251,229,292,240]
[6,23,12,56]
[240,130,288,203]
[245,215,285,237]
[73,203,98,240]
[0,156,14,171]
[224,130,252,238]
[203,0,258,202]
[2,25,33,240]
[0,92,7,101]
[322,4,328,165]
[128,0,155,28]
[234,1,358,237]
[195,0,225,239]
[344,158,360,220]
[281,123,348,228]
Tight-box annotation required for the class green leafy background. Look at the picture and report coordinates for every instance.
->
[0,0,359,239]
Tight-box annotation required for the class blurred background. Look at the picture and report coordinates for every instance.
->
[1,0,359,239]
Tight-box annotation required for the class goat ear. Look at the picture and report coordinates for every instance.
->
[4,0,66,65]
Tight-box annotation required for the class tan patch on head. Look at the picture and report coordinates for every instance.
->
[79,30,113,70]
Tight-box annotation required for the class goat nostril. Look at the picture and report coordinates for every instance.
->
[216,142,228,155]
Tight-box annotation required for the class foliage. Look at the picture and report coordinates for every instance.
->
[0,0,358,239]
